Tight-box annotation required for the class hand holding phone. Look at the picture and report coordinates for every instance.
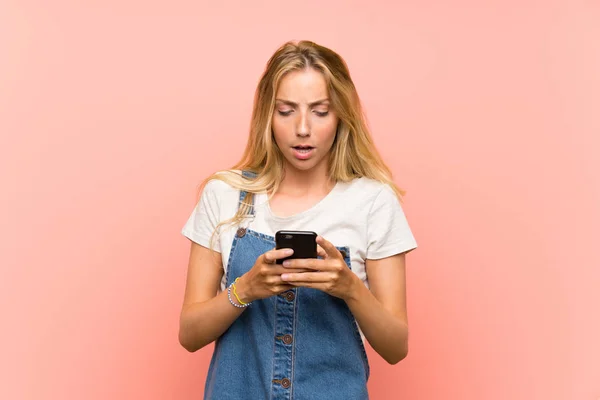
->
[275,230,318,264]
[232,231,318,302]
[232,231,317,303]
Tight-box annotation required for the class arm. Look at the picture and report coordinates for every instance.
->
[178,241,246,352]
[280,237,411,364]
[350,184,415,363]
[178,241,297,352]
[345,253,409,364]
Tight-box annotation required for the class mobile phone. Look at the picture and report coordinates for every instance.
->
[275,230,318,264]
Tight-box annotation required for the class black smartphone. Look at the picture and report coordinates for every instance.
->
[275,230,318,264]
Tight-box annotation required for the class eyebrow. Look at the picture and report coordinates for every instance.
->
[275,98,330,107]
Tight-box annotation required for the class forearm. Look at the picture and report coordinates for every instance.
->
[345,279,409,364]
[179,288,245,352]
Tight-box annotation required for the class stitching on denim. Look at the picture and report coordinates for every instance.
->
[269,297,277,400]
[352,316,371,380]
[246,228,276,243]
[224,236,240,286]
[339,244,370,380]
[239,170,257,216]
[205,341,221,399]
[290,288,298,400]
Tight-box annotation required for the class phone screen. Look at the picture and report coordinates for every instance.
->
[275,230,317,264]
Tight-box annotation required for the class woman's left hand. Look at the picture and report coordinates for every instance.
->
[280,236,360,301]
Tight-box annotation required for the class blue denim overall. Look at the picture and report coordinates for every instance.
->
[204,171,370,400]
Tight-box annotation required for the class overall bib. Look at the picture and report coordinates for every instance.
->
[204,171,370,400]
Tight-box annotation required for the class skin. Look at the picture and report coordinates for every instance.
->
[269,67,339,217]
[179,67,410,364]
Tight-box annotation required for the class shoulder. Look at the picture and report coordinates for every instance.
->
[203,170,243,194]
[343,177,397,204]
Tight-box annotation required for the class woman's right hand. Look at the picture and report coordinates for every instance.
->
[234,248,299,303]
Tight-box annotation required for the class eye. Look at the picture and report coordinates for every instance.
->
[314,111,329,117]
[277,110,293,116]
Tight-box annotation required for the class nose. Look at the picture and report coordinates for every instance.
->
[296,112,310,137]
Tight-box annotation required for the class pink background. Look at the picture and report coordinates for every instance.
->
[2,1,599,399]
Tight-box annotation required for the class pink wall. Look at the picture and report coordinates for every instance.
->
[2,1,598,399]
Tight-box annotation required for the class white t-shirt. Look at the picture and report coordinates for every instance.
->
[181,173,418,292]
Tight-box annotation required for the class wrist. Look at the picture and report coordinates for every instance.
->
[234,275,253,304]
[344,273,365,304]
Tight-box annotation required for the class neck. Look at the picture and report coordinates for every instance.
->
[279,162,335,195]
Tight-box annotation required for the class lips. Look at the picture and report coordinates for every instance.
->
[292,145,314,151]
[291,145,315,160]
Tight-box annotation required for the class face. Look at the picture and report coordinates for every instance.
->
[272,68,339,173]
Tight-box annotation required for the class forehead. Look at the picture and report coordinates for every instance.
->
[275,68,328,101]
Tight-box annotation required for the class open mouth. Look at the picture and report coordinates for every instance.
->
[292,145,314,153]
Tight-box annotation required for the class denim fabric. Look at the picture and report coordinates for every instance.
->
[204,171,370,400]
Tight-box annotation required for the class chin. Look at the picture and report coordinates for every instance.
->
[283,156,320,172]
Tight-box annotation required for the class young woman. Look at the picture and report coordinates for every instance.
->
[179,40,418,399]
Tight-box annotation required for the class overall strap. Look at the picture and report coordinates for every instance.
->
[238,170,257,216]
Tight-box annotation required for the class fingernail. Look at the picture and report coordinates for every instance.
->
[285,249,294,255]
[283,260,290,267]
[281,274,289,281]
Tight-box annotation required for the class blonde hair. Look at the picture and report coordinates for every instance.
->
[196,40,406,250]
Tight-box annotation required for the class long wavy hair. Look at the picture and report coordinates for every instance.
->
[197,40,406,250]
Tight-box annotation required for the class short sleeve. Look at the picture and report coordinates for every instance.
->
[366,185,418,259]
[181,180,222,252]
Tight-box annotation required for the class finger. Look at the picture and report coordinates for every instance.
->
[316,236,342,260]
[281,272,333,283]
[285,281,328,291]
[285,282,331,294]
[262,253,276,264]
[283,258,326,270]
[274,284,294,293]
[270,266,312,275]
[316,245,326,258]
[264,248,294,264]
